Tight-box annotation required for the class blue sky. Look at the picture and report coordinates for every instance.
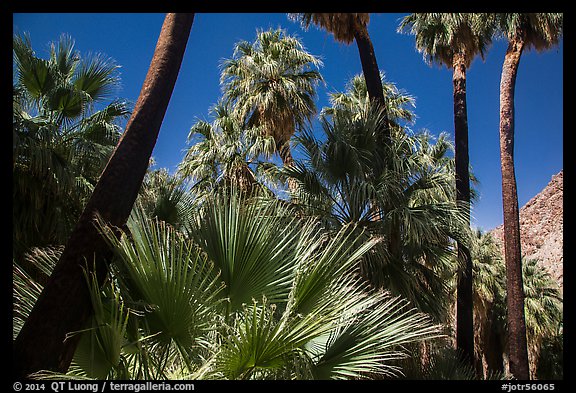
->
[12,13,563,231]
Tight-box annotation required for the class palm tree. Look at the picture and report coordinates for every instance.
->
[12,32,129,264]
[177,101,276,199]
[467,232,563,379]
[14,13,195,378]
[469,229,507,377]
[490,12,563,380]
[289,13,390,141]
[398,13,492,366]
[286,104,465,322]
[220,28,323,195]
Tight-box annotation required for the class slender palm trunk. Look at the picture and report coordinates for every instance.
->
[499,38,530,380]
[352,20,390,142]
[274,115,298,195]
[352,19,399,259]
[278,139,299,195]
[483,318,505,376]
[452,53,474,367]
[13,13,194,378]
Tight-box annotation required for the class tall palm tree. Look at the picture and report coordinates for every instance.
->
[12,32,129,263]
[398,13,492,366]
[490,12,563,380]
[14,13,195,378]
[288,13,390,141]
[220,28,322,195]
[286,104,465,322]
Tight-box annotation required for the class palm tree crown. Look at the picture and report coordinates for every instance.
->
[492,13,563,51]
[398,13,492,69]
[177,101,276,198]
[220,28,323,172]
[288,13,370,44]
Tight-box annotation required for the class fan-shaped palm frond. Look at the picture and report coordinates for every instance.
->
[18,185,444,380]
[183,190,301,313]
[98,207,225,374]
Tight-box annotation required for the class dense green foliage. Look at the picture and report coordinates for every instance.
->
[13,15,563,380]
[13,33,129,261]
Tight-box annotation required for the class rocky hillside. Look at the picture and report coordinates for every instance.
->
[490,170,563,293]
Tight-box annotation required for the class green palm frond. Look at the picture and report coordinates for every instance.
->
[13,32,127,257]
[313,292,443,379]
[220,28,323,169]
[70,271,130,379]
[288,104,462,320]
[185,189,300,312]
[178,101,276,195]
[98,208,225,372]
[398,13,493,68]
[213,298,302,380]
[492,13,563,52]
[13,263,44,340]
[323,73,416,126]
[73,52,121,102]
[13,246,61,338]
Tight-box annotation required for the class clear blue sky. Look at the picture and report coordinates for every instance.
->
[12,13,563,231]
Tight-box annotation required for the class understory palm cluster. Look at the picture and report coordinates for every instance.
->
[14,190,443,380]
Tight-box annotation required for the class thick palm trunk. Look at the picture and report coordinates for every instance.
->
[499,38,530,380]
[13,13,194,378]
[352,20,390,142]
[452,53,474,367]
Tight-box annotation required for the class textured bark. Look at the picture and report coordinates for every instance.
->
[13,13,194,378]
[277,139,299,195]
[499,38,530,380]
[452,52,474,367]
[352,20,390,142]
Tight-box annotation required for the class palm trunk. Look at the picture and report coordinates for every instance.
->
[452,53,474,367]
[352,19,398,259]
[352,20,390,142]
[483,330,506,377]
[499,38,530,380]
[13,13,194,378]
[273,114,299,196]
[278,139,299,195]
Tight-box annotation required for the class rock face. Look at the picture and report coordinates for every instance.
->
[490,170,563,293]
